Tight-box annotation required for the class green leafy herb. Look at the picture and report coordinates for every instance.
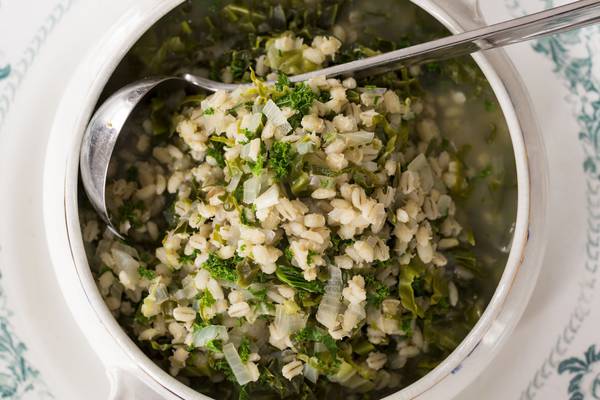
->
[275,82,316,116]
[206,141,226,168]
[268,141,294,180]
[137,266,156,280]
[205,340,223,353]
[293,327,338,355]
[249,146,265,176]
[306,249,318,265]
[198,290,216,308]
[202,253,241,282]
[275,74,291,91]
[399,262,426,318]
[365,274,390,306]
[275,265,324,294]
[179,249,199,265]
[211,358,237,384]
[248,287,268,302]
[204,107,215,115]
[238,337,251,363]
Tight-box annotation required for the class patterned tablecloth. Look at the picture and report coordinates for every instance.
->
[0,0,599,399]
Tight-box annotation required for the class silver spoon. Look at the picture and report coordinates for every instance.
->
[81,0,600,236]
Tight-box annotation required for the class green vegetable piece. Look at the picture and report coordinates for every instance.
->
[202,253,240,282]
[238,337,251,363]
[249,147,265,176]
[365,274,390,306]
[268,141,294,180]
[206,141,226,168]
[205,340,223,353]
[137,266,156,280]
[352,339,375,356]
[306,249,318,265]
[430,269,449,306]
[275,82,316,116]
[291,172,310,195]
[399,262,426,318]
[275,265,324,294]
[293,327,338,355]
[275,74,291,91]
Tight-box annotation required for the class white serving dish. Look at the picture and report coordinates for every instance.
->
[43,0,549,398]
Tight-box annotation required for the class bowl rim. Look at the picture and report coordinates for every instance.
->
[48,0,534,398]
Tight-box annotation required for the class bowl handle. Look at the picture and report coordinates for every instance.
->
[413,0,486,29]
[108,368,166,400]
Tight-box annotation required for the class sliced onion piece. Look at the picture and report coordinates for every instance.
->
[296,140,314,155]
[223,343,255,385]
[263,99,292,134]
[226,173,242,193]
[316,266,343,330]
[242,112,263,134]
[243,175,262,204]
[274,304,308,336]
[304,363,319,384]
[255,184,279,210]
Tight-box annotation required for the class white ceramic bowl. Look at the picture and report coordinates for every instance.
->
[43,0,549,398]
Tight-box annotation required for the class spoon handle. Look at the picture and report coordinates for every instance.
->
[288,0,600,82]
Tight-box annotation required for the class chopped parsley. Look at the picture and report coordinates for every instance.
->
[365,274,390,306]
[275,82,316,116]
[268,141,293,180]
[202,253,241,282]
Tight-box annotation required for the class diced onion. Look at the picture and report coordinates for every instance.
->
[255,184,279,210]
[296,140,314,155]
[223,343,254,385]
[263,99,292,134]
[243,175,262,204]
[111,248,138,272]
[192,325,229,347]
[242,113,263,133]
[304,363,319,384]
[153,283,169,304]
